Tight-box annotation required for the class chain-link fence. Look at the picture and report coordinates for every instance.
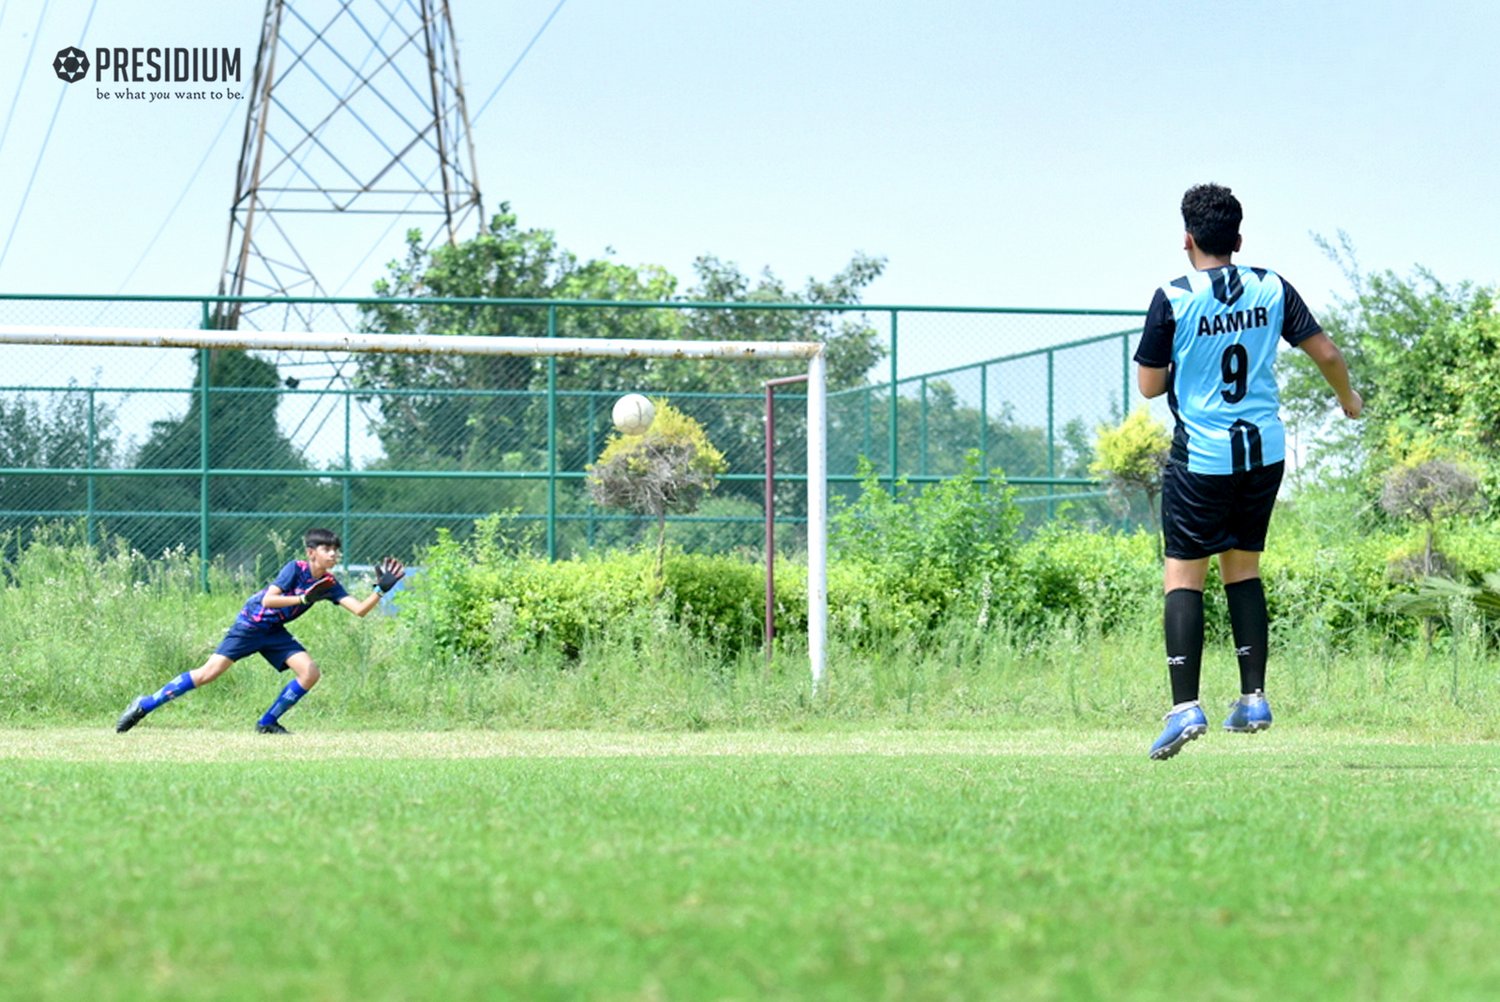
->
[0,295,1146,574]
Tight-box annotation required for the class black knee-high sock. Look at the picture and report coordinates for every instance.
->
[1164,588,1204,706]
[1225,577,1269,695]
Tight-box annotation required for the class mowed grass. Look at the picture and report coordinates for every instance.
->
[2,730,1498,1002]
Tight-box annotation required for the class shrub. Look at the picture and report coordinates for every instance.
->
[831,452,1022,629]
[1001,523,1160,630]
[411,521,797,662]
[408,484,1500,664]
[414,528,652,661]
[1091,408,1171,523]
[662,552,799,656]
[587,400,728,579]
[1379,458,1484,578]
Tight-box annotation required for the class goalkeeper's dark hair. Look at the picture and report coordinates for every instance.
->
[304,527,341,550]
[1181,183,1242,256]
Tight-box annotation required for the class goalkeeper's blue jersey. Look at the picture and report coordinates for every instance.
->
[237,559,348,628]
[1134,265,1320,475]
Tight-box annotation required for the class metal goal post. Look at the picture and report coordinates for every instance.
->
[0,324,830,687]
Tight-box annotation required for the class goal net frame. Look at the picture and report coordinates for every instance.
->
[0,324,830,686]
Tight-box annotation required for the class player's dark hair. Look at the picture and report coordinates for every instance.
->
[304,527,341,550]
[1181,183,1242,256]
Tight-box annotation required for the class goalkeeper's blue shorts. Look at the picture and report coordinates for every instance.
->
[215,621,307,671]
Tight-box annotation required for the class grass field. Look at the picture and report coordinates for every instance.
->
[3,728,1497,1001]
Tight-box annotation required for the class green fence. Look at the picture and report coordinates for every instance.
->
[0,294,1146,573]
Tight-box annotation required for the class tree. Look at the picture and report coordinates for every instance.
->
[586,401,727,580]
[0,388,118,538]
[820,380,1070,540]
[356,205,891,545]
[680,253,887,392]
[1090,408,1171,525]
[107,349,317,561]
[1281,236,1500,493]
[356,207,578,469]
[1379,458,1483,579]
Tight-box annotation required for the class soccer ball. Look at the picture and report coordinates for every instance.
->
[612,393,655,435]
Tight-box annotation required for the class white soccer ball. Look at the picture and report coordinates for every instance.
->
[612,393,656,435]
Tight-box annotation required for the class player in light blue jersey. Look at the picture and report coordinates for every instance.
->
[115,528,405,735]
[1134,184,1362,761]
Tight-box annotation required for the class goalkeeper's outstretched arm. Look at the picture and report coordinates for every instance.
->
[337,557,406,618]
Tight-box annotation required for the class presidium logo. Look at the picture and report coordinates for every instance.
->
[53,47,89,83]
[53,44,243,102]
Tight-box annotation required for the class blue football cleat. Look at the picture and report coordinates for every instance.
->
[1223,692,1273,733]
[1149,703,1208,761]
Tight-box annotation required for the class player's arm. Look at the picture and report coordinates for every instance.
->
[338,557,405,619]
[1296,332,1362,418]
[340,592,383,618]
[1138,365,1169,399]
[262,584,295,608]
[1281,278,1360,418]
[261,578,334,609]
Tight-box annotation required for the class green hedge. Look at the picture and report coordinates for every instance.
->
[412,523,807,662]
[401,481,1500,663]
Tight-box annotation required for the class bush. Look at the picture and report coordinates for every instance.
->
[662,552,801,656]
[587,399,728,578]
[410,519,805,662]
[831,452,1022,630]
[408,482,1500,664]
[1091,408,1171,521]
[413,525,652,661]
[1001,524,1160,630]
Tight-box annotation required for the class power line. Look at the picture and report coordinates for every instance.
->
[474,0,570,123]
[0,0,52,173]
[0,0,101,277]
[330,0,571,295]
[106,104,241,298]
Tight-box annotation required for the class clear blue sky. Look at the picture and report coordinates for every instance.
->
[1,0,1496,375]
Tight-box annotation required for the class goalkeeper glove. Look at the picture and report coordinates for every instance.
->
[301,576,335,605]
[375,556,405,595]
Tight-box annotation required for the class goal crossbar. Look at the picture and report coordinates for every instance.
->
[0,324,824,361]
[0,323,829,687]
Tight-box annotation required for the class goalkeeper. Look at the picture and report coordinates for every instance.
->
[115,528,405,735]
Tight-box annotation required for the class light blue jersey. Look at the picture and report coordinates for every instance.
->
[1135,266,1320,475]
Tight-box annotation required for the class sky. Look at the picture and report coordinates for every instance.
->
[0,0,1497,388]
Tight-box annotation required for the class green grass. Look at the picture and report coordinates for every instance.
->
[3,729,1498,1001]
[8,573,1500,737]
[5,526,1499,737]
[5,532,1500,997]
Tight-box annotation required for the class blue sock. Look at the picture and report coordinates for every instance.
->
[139,672,196,713]
[258,678,309,727]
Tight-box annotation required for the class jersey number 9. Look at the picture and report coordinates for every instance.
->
[1221,344,1248,404]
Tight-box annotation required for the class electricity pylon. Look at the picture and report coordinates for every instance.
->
[214,0,483,331]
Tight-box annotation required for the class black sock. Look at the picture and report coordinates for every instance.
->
[1164,588,1204,705]
[1225,577,1269,695]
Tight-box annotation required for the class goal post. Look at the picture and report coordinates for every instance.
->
[0,323,830,687]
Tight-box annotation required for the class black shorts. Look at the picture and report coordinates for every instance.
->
[1160,460,1285,560]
